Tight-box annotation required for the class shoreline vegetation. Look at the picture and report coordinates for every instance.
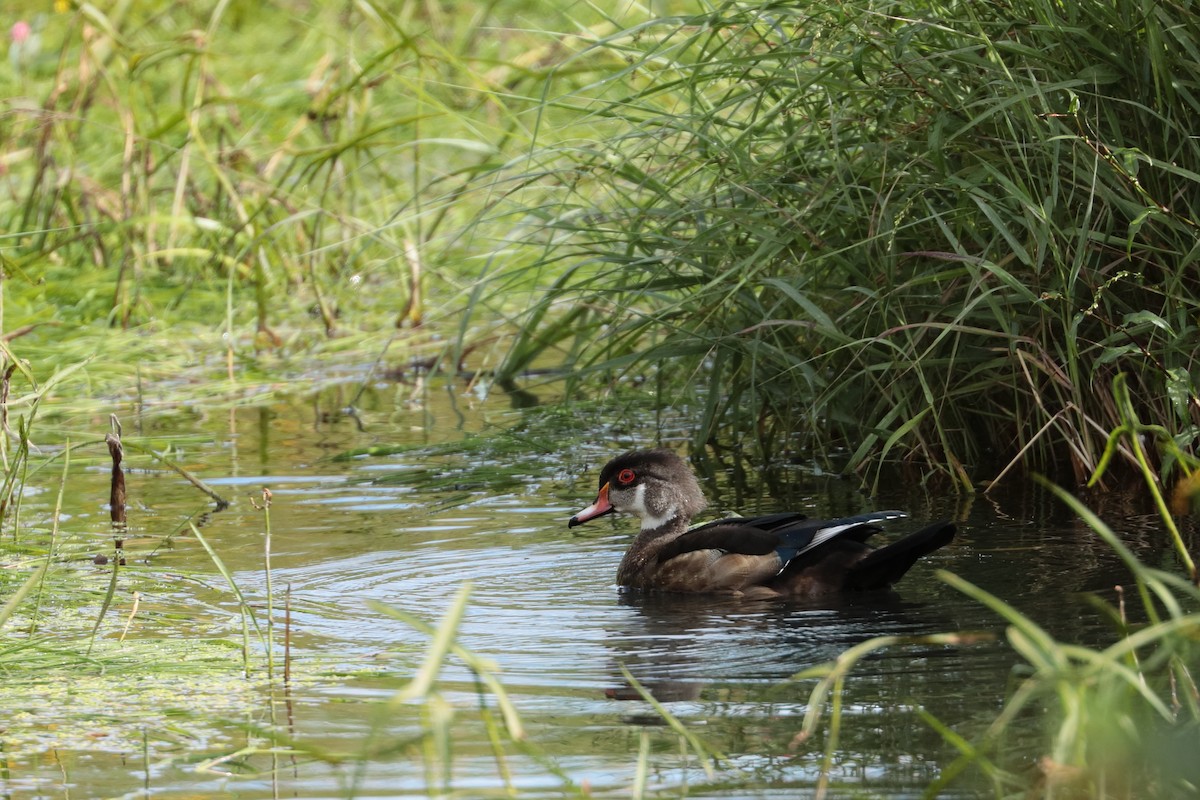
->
[1,1,1196,489]
[1,1,1197,798]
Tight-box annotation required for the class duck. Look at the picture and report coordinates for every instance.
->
[568,449,955,599]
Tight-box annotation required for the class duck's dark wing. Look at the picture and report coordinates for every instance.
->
[658,511,906,564]
[645,510,949,596]
[775,519,956,595]
[707,512,810,531]
[655,522,782,561]
[767,511,906,562]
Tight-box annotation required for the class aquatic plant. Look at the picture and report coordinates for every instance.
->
[466,0,1200,488]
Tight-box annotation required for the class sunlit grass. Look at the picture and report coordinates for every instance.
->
[0,0,665,413]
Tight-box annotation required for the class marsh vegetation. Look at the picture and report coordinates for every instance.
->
[1,0,1198,797]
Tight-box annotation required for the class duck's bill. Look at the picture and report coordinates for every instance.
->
[568,483,612,527]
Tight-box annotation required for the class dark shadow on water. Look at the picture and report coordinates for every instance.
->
[604,589,958,707]
[496,377,541,408]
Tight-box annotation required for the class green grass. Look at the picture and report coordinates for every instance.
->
[7,1,1197,485]
[0,1,647,403]
[463,0,1200,488]
[2,4,1199,792]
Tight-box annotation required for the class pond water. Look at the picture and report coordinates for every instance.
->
[0,377,1184,799]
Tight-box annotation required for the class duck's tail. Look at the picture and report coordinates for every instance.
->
[843,521,956,591]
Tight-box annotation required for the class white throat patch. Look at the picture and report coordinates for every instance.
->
[632,484,677,531]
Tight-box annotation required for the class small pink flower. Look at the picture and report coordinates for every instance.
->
[11,20,31,44]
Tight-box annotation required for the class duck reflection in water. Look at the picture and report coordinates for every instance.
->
[603,590,956,706]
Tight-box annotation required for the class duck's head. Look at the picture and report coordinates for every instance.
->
[568,449,707,532]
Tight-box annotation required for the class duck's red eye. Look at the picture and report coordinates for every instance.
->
[617,468,636,485]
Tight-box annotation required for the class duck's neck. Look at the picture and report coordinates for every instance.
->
[637,503,679,533]
[616,514,689,588]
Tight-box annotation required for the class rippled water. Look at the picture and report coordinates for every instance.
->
[0,380,1184,798]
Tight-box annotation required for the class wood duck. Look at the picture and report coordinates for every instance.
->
[569,449,955,599]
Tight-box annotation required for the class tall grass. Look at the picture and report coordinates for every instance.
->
[469,0,1200,487]
[0,1,633,396]
[6,0,1198,482]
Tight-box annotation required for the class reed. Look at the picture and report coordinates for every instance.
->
[468,0,1200,487]
[0,0,614,403]
[361,585,527,797]
[6,0,1199,483]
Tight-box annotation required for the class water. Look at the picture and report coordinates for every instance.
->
[0,379,1184,798]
